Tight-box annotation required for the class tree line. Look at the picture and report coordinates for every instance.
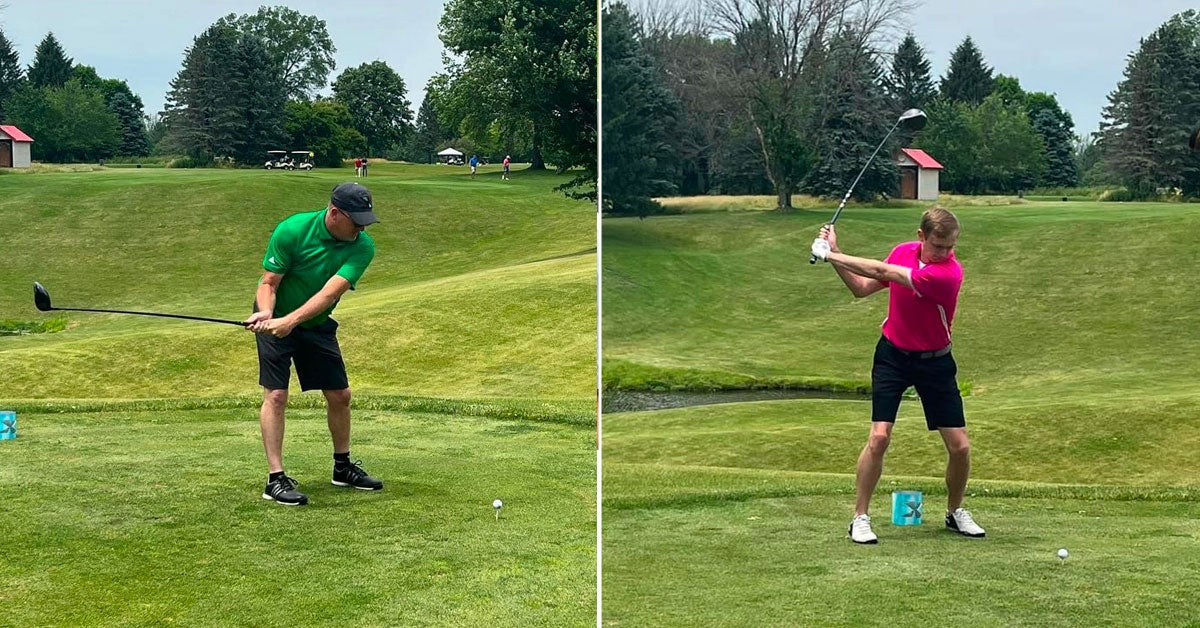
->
[0,1,595,195]
[605,0,1173,215]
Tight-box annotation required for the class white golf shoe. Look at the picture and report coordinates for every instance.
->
[946,508,986,538]
[848,514,878,544]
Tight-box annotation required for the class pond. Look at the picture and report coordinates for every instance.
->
[602,389,869,414]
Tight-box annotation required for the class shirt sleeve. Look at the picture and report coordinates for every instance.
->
[262,224,292,274]
[336,238,375,288]
[911,263,961,306]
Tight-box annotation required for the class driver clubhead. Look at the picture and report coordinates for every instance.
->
[1190,128,1200,152]
[899,108,927,132]
[33,282,52,311]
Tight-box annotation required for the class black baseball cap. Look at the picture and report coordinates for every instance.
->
[330,182,378,226]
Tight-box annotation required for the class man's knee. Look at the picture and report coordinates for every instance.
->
[323,387,352,408]
[263,388,288,408]
[865,430,892,455]
[942,431,971,458]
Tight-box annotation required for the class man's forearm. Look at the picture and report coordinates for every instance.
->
[826,251,873,297]
[828,252,909,286]
[281,290,340,326]
[255,283,277,315]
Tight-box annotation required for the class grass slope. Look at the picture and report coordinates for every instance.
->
[0,163,596,627]
[603,199,1200,399]
[0,163,595,401]
[602,198,1200,626]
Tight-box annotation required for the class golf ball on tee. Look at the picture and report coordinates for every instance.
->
[1057,548,1069,560]
[493,499,503,509]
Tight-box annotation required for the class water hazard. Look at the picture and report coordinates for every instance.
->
[602,389,868,413]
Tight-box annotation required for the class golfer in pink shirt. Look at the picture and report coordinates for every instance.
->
[811,207,985,544]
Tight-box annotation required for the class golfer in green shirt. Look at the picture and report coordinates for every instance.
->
[245,182,383,505]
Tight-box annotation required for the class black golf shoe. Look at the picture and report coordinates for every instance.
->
[332,460,383,490]
[262,473,308,506]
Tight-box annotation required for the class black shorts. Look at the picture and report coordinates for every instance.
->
[255,317,349,391]
[871,336,965,430]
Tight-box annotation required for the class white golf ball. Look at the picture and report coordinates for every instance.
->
[1057,548,1069,560]
[493,499,503,509]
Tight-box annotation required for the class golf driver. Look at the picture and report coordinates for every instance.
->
[810,108,928,263]
[34,282,247,326]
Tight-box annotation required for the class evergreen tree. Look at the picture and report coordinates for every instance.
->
[803,31,896,199]
[1098,36,1161,195]
[1025,92,1077,187]
[939,36,994,105]
[601,3,680,216]
[237,33,289,163]
[412,91,443,164]
[890,33,936,110]
[163,24,287,164]
[1097,11,1200,196]
[888,33,936,148]
[0,29,24,120]
[27,33,73,88]
[108,91,150,156]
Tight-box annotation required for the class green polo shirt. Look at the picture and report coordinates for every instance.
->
[261,208,375,328]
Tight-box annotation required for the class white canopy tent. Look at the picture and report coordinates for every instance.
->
[437,147,464,164]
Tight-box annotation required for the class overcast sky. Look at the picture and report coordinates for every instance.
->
[0,0,448,118]
[902,0,1197,137]
[4,1,1194,140]
[630,0,1200,138]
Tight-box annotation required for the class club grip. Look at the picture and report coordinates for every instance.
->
[809,253,818,264]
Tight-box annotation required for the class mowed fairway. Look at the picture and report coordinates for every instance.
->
[602,198,1200,626]
[0,163,596,627]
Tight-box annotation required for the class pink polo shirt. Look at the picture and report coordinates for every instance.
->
[880,241,962,352]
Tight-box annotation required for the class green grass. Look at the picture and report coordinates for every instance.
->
[0,162,596,627]
[602,199,1200,625]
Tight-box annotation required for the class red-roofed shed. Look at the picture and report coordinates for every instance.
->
[0,125,33,168]
[896,148,942,201]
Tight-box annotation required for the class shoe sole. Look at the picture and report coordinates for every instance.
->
[331,480,383,490]
[261,493,307,506]
[948,529,986,538]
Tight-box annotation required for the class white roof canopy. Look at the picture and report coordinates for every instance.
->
[437,148,463,156]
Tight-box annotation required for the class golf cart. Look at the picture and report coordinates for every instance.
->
[264,150,291,169]
[291,151,314,171]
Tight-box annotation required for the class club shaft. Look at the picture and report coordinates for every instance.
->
[810,117,905,264]
[51,306,246,326]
